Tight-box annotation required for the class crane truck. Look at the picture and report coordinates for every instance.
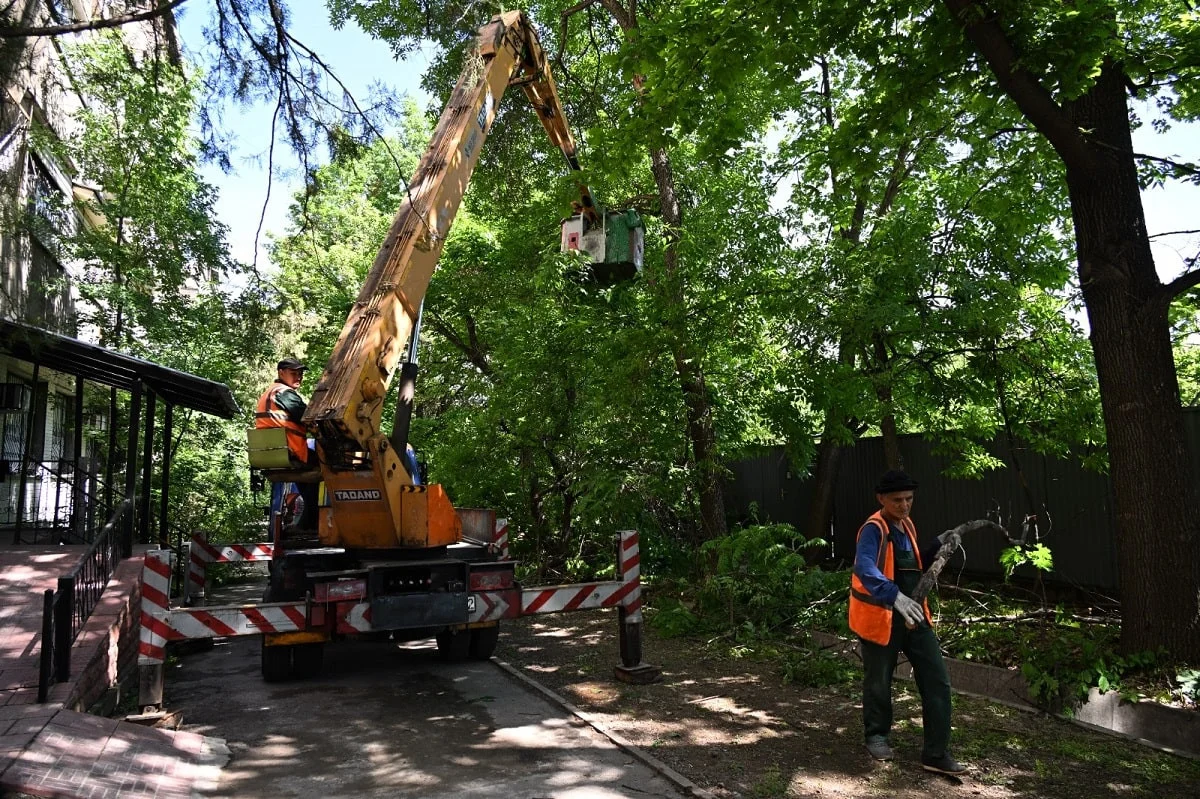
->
[245,10,644,681]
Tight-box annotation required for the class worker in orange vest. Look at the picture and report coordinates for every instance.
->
[255,358,318,533]
[849,469,965,775]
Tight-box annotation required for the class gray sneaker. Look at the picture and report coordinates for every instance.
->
[865,739,894,761]
[921,753,966,775]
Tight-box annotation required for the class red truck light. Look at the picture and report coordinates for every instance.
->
[469,569,513,591]
[315,579,367,602]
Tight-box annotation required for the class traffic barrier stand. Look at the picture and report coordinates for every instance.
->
[138,528,658,711]
[184,530,275,606]
[492,517,509,560]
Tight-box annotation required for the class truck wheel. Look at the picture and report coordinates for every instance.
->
[469,624,500,660]
[292,643,324,678]
[435,629,471,661]
[261,641,292,682]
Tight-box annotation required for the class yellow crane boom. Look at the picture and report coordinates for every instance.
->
[302,11,595,549]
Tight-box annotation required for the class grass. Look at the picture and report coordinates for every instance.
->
[749,766,788,798]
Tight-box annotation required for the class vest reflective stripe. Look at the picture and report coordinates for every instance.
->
[254,383,309,463]
[848,511,932,645]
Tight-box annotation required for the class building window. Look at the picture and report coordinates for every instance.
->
[27,155,73,254]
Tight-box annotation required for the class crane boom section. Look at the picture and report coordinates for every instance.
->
[301,11,587,548]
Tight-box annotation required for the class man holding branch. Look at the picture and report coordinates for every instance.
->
[849,469,966,775]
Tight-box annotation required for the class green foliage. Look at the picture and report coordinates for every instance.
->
[1019,634,1161,710]
[999,542,1054,580]
[646,596,702,639]
[43,33,241,347]
[35,34,274,546]
[780,644,861,688]
[696,523,825,633]
[1175,669,1200,705]
[646,524,849,647]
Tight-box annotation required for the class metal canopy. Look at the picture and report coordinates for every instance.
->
[0,319,240,419]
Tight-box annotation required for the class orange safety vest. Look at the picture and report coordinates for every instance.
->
[848,510,932,645]
[254,383,310,463]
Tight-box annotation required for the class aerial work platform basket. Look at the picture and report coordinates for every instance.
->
[561,208,644,283]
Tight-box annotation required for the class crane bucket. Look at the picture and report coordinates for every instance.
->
[561,208,644,283]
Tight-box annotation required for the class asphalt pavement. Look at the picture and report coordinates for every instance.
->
[166,631,688,798]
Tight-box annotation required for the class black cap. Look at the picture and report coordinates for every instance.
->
[277,358,307,372]
[875,469,918,494]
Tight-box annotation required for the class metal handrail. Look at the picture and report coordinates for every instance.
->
[37,498,134,703]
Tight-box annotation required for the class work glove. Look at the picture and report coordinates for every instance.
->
[937,529,962,551]
[893,592,925,627]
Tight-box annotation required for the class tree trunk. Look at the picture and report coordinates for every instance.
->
[589,3,727,545]
[649,146,727,543]
[804,432,843,542]
[943,0,1200,660]
[1063,67,1200,659]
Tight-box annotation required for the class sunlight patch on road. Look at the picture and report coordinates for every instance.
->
[484,719,604,750]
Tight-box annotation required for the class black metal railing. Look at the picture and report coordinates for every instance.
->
[5,458,109,545]
[37,498,134,703]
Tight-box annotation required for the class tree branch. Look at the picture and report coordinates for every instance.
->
[1162,268,1200,301]
[1149,229,1200,240]
[941,0,1093,173]
[559,0,599,61]
[0,0,188,39]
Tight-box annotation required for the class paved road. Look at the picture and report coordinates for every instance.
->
[166,629,686,798]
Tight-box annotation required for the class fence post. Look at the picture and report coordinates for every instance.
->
[54,576,74,682]
[37,589,54,703]
[612,530,660,684]
[122,381,142,559]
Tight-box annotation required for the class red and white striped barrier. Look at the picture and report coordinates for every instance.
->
[469,530,641,622]
[185,531,275,605]
[617,529,642,621]
[140,549,305,666]
[492,517,509,560]
[142,530,644,655]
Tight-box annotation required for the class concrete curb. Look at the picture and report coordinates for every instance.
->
[492,659,720,799]
[810,631,1200,760]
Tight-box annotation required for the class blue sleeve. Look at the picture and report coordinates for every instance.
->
[853,522,899,605]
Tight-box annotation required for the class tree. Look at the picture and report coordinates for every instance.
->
[330,0,737,544]
[42,30,277,540]
[934,0,1200,659]
[638,0,1199,659]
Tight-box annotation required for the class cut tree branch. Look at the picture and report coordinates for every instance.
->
[911,519,1011,603]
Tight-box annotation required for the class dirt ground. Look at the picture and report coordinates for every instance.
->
[495,610,1200,799]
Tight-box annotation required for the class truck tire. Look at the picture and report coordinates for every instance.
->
[261,641,292,682]
[292,643,324,678]
[469,624,500,660]
[435,629,471,661]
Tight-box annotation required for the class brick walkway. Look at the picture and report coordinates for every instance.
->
[0,546,228,798]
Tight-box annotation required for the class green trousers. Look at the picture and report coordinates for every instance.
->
[860,614,953,758]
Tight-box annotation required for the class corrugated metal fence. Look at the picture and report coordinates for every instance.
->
[724,409,1200,594]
